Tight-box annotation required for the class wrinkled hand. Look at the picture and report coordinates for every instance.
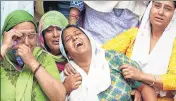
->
[63,73,82,94]
[16,44,36,67]
[131,89,142,101]
[64,63,76,76]
[120,64,143,81]
[3,29,23,50]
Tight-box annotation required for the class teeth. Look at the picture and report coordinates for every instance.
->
[76,42,82,47]
[53,40,59,44]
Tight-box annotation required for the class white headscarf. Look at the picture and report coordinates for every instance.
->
[131,2,176,96]
[59,25,111,101]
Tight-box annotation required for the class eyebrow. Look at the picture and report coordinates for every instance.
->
[164,4,173,9]
[64,29,80,38]
[154,1,174,8]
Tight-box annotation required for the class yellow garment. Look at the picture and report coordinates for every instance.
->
[102,27,176,101]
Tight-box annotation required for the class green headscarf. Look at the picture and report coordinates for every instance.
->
[1,10,47,101]
[1,10,38,65]
[38,11,68,67]
[38,10,68,33]
[2,10,37,35]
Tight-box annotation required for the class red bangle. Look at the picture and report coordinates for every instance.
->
[34,64,42,76]
[0,53,3,61]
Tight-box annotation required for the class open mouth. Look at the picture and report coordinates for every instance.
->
[75,41,83,48]
[52,40,59,45]
[155,17,164,21]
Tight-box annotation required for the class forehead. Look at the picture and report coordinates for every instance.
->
[63,27,81,36]
[47,26,60,29]
[13,22,36,32]
[153,1,174,7]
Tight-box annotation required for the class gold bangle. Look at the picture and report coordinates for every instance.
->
[34,64,42,76]
[150,75,156,86]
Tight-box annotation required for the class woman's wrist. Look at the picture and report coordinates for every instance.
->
[27,59,40,72]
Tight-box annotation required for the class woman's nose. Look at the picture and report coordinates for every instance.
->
[53,28,60,37]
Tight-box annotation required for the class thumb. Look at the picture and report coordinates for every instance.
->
[131,90,135,95]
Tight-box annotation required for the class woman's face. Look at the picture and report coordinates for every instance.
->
[150,1,175,29]
[63,27,91,59]
[13,22,37,51]
[44,26,61,55]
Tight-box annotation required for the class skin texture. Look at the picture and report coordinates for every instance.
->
[44,26,62,55]
[1,21,66,101]
[120,1,175,99]
[150,1,175,30]
[63,27,92,74]
[63,26,157,101]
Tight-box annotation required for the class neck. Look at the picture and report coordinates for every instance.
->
[51,51,60,56]
[151,26,165,39]
[74,52,92,74]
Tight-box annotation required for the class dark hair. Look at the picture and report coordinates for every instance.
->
[42,30,51,52]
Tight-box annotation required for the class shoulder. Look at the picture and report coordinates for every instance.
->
[119,27,138,37]
[34,47,54,63]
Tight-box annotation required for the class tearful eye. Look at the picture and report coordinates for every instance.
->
[65,36,71,42]
[28,34,35,39]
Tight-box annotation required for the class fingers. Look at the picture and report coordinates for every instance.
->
[64,63,76,76]
[120,64,130,70]
[131,89,142,101]
[13,29,23,38]
[74,73,82,81]
[131,90,136,95]
[64,68,70,76]
[6,29,23,40]
[75,81,82,89]
[69,64,76,74]
[66,66,74,75]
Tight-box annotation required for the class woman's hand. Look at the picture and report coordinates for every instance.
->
[64,63,76,76]
[3,29,23,50]
[1,29,23,56]
[120,64,143,81]
[63,73,82,94]
[16,44,37,68]
[131,89,142,101]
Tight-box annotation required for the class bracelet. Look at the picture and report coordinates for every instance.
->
[34,64,42,76]
[0,53,3,62]
[150,75,156,86]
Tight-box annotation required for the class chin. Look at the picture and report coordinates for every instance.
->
[153,23,164,28]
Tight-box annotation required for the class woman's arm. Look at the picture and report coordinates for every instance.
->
[137,83,157,101]
[16,45,66,101]
[120,64,163,89]
[121,39,176,90]
[32,61,66,101]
